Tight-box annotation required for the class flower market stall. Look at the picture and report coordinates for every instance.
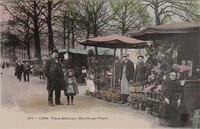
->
[58,47,114,83]
[78,34,147,103]
[130,22,200,117]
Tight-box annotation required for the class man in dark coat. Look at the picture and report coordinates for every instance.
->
[14,62,19,76]
[114,57,121,82]
[134,55,146,83]
[119,53,134,104]
[44,50,65,106]
[23,62,31,82]
[17,61,24,82]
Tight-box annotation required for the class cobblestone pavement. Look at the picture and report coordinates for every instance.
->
[1,67,187,129]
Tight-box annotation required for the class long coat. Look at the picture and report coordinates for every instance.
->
[64,75,79,95]
[159,79,189,127]
[134,62,146,82]
[120,60,134,82]
[44,58,65,91]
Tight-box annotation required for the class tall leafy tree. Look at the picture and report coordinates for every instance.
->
[76,0,111,37]
[143,0,200,25]
[1,0,45,65]
[110,0,151,35]
[7,17,33,60]
[110,0,151,58]
[39,0,63,52]
[1,31,24,64]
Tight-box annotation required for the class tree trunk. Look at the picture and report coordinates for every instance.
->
[63,15,66,49]
[25,16,31,60]
[84,29,90,50]
[25,27,31,60]
[154,0,161,25]
[11,47,16,65]
[71,20,75,49]
[33,1,42,65]
[27,41,31,60]
[47,0,54,52]
[67,22,70,52]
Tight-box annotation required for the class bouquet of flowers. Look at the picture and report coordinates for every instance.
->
[178,65,191,73]
[178,65,191,80]
[153,85,162,94]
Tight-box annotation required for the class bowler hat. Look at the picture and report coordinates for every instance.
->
[123,53,129,57]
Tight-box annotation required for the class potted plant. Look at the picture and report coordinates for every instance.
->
[140,99,147,111]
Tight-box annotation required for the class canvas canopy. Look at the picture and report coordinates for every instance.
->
[78,34,147,48]
[129,22,200,40]
[58,47,114,56]
[78,34,147,88]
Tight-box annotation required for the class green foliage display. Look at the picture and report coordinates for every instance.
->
[145,41,178,84]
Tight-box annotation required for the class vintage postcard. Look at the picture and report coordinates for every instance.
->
[0,0,199,129]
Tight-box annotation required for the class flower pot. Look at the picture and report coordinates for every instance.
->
[145,107,152,115]
[152,112,159,117]
[141,105,146,111]
[134,103,139,110]
[107,98,111,102]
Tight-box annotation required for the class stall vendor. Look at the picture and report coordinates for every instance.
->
[134,55,146,83]
[119,53,134,104]
[159,70,189,127]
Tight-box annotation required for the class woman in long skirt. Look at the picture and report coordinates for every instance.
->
[159,71,189,127]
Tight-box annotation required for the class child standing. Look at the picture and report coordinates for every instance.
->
[64,69,79,105]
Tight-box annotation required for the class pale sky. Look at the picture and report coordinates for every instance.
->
[0,4,10,22]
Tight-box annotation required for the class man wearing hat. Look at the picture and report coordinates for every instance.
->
[44,49,65,106]
[134,55,147,83]
[119,53,134,104]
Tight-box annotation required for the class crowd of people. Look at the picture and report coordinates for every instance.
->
[14,61,32,82]
[114,53,189,127]
[1,61,11,69]
[9,49,189,127]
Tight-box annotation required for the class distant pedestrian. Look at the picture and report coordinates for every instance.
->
[17,62,24,81]
[44,50,65,106]
[14,62,19,76]
[6,62,10,68]
[23,62,31,82]
[39,67,44,80]
[64,69,79,105]
[2,62,5,69]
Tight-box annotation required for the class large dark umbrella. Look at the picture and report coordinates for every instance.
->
[78,34,147,87]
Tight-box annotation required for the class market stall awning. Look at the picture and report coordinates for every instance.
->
[78,34,147,88]
[59,48,88,55]
[129,22,200,40]
[78,34,147,48]
[58,47,114,56]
